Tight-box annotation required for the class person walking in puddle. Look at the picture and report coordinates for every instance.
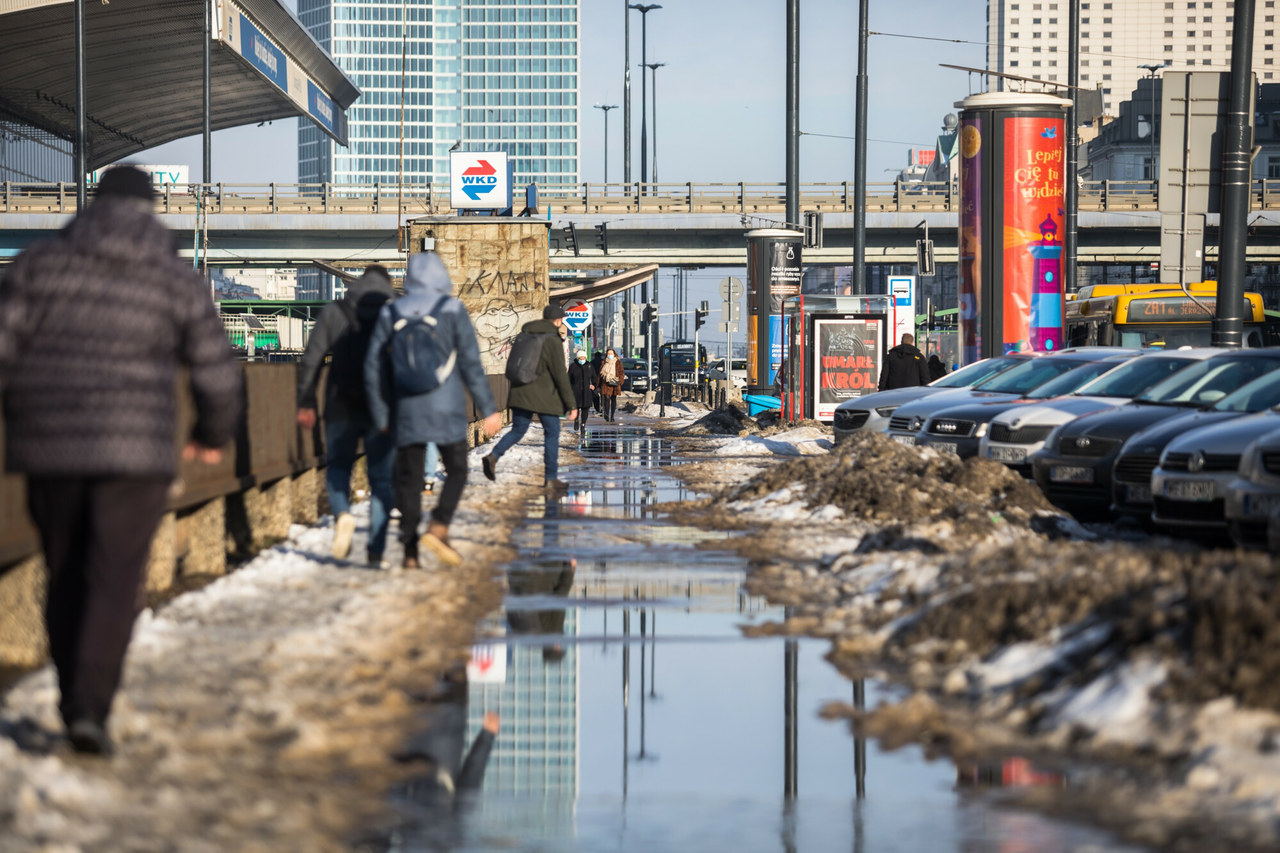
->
[596,347,623,422]
[0,165,241,756]
[482,304,577,490]
[365,253,501,569]
[567,349,595,439]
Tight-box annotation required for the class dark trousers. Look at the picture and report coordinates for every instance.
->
[25,476,170,727]
[602,394,618,420]
[395,441,468,557]
[574,406,590,433]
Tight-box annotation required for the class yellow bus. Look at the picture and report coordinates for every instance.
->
[1063,281,1271,349]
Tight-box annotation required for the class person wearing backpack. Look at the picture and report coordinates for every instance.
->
[297,264,395,566]
[482,303,577,491]
[364,253,501,570]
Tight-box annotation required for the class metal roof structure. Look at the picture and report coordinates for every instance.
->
[0,0,359,170]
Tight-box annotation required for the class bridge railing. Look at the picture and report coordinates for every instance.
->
[6,179,1280,216]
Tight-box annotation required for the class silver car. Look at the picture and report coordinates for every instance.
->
[830,355,1029,443]
[1223,423,1280,548]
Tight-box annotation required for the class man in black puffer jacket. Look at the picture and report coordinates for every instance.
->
[0,166,241,756]
[878,333,931,391]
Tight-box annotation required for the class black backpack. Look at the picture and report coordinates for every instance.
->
[387,296,455,396]
[505,331,549,385]
[328,290,389,415]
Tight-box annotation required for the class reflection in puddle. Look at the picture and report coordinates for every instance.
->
[369,422,1148,853]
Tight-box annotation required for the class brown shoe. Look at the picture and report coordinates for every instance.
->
[420,522,463,567]
[403,556,420,570]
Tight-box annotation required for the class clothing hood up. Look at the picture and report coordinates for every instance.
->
[404,252,454,301]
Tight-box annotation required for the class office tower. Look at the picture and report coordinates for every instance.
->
[296,0,581,298]
[987,0,1279,118]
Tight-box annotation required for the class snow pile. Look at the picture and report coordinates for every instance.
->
[630,400,709,423]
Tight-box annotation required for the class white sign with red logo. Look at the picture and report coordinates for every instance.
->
[467,643,507,684]
[449,151,512,210]
[562,299,592,332]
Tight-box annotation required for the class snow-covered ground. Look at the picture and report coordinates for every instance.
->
[0,424,561,852]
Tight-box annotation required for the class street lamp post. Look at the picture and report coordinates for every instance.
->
[1139,62,1166,183]
[594,104,619,184]
[644,62,666,183]
[630,4,662,192]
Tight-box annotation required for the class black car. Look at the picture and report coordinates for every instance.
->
[914,351,1137,459]
[621,357,650,392]
[1032,349,1280,519]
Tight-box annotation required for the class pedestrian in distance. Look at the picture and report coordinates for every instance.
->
[296,264,395,567]
[590,350,604,414]
[568,349,595,439]
[878,332,931,391]
[482,303,578,491]
[0,165,242,756]
[597,347,624,422]
[928,352,948,382]
[365,253,501,570]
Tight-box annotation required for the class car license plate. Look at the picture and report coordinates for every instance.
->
[1244,493,1280,517]
[891,434,915,446]
[1163,479,1214,501]
[930,442,958,455]
[1125,484,1152,503]
[1050,465,1094,484]
[988,446,1027,463]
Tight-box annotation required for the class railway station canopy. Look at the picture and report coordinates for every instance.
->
[0,0,359,170]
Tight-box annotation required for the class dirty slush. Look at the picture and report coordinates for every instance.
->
[670,420,1280,853]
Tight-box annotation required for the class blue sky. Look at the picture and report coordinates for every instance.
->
[143,0,989,186]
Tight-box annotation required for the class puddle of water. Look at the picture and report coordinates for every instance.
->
[364,423,1150,853]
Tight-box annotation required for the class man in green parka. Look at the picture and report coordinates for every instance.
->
[482,303,578,489]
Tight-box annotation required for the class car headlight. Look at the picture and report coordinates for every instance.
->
[973,422,988,438]
[875,406,898,417]
[1042,425,1064,452]
[1239,444,1264,481]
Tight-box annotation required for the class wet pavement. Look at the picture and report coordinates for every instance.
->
[367,421,1152,853]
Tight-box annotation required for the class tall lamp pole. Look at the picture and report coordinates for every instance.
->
[644,62,666,183]
[623,0,632,185]
[594,104,619,183]
[630,4,662,192]
[1139,63,1165,182]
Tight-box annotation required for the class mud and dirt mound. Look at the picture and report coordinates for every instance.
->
[680,404,831,438]
[727,430,1054,535]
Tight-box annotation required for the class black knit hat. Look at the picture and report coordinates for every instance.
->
[96,166,155,202]
[543,302,566,320]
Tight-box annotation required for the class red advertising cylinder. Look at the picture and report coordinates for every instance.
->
[956,93,1071,363]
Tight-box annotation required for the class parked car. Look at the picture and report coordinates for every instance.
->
[830,354,1031,443]
[1032,349,1280,520]
[705,358,748,390]
[621,357,650,392]
[980,349,1222,475]
[884,348,1117,446]
[1224,426,1280,548]
[914,351,1138,459]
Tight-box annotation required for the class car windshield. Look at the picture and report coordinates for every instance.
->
[1071,355,1197,398]
[1213,369,1280,412]
[622,359,645,370]
[1137,356,1280,406]
[974,358,1095,395]
[1025,359,1127,399]
[930,355,1025,388]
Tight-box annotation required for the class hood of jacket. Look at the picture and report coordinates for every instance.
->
[344,266,395,323]
[890,343,923,358]
[404,252,454,301]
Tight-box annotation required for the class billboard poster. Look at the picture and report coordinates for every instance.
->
[239,13,288,91]
[1002,115,1066,352]
[813,316,884,419]
[769,314,786,387]
[958,116,983,365]
[768,241,802,310]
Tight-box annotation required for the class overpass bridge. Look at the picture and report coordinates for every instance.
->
[4,180,1280,270]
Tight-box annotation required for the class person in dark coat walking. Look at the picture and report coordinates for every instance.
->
[296,265,395,567]
[0,166,241,756]
[482,304,577,490]
[365,253,501,570]
[567,349,595,438]
[878,333,931,391]
[590,350,604,414]
[928,353,948,382]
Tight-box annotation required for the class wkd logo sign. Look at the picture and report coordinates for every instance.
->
[461,160,498,200]
[450,152,511,210]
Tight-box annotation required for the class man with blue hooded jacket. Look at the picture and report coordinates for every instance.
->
[365,253,501,569]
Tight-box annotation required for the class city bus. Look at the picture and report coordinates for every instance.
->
[1063,282,1272,349]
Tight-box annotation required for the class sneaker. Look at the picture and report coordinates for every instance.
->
[67,718,113,757]
[368,553,389,570]
[482,453,497,482]
[420,522,463,567]
[332,512,356,560]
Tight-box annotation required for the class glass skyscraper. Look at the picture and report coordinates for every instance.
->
[297,0,579,191]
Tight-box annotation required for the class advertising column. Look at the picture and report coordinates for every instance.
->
[956,93,1069,360]
[746,229,803,393]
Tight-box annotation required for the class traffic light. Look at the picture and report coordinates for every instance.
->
[642,303,657,327]
[595,223,609,254]
[694,300,709,331]
[564,223,579,257]
[803,210,824,249]
[916,238,935,277]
